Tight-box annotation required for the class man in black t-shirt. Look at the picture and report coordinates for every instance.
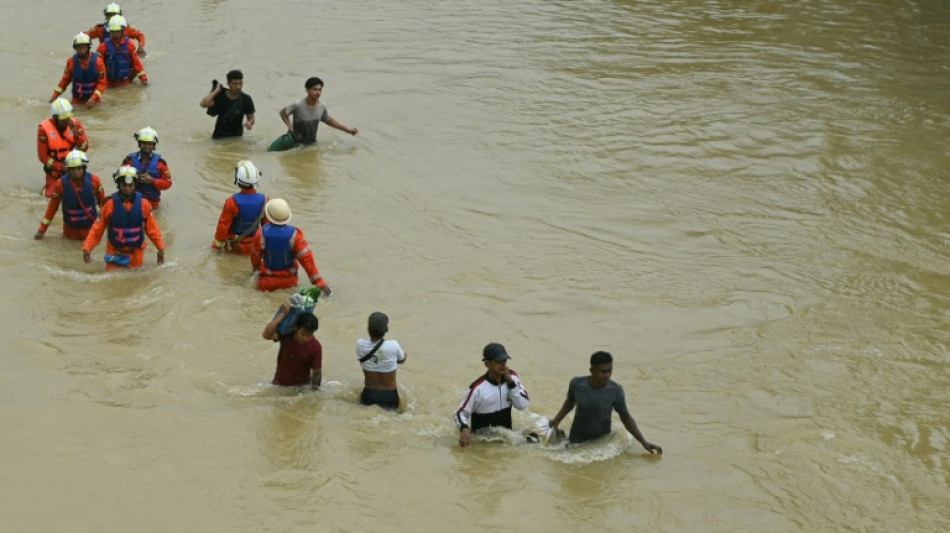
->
[199,69,256,139]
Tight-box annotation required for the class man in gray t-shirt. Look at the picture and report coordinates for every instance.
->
[278,76,358,145]
[549,351,662,454]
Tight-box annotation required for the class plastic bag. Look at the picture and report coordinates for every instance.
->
[273,287,321,335]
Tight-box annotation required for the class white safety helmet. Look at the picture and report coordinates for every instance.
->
[104,3,122,16]
[50,98,74,119]
[65,149,90,169]
[264,199,292,225]
[107,15,127,32]
[113,165,138,185]
[73,32,91,48]
[134,126,158,144]
[234,160,261,188]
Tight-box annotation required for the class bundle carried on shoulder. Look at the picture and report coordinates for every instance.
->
[273,287,321,335]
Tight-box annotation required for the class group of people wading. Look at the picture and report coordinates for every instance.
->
[33,4,663,454]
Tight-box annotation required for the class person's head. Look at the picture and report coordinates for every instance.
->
[107,15,127,40]
[133,126,158,154]
[65,149,89,181]
[50,98,74,127]
[588,351,613,386]
[305,77,324,101]
[264,198,292,225]
[103,2,122,21]
[293,312,319,343]
[234,160,261,189]
[113,165,138,199]
[482,342,512,377]
[226,70,244,93]
[367,311,389,339]
[72,32,91,57]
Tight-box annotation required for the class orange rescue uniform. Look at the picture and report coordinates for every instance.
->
[96,38,147,87]
[51,54,107,104]
[83,193,164,271]
[37,174,106,240]
[250,226,328,292]
[86,23,146,50]
[37,118,89,197]
[212,189,269,255]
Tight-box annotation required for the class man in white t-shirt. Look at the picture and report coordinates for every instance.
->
[355,311,407,410]
[278,76,358,145]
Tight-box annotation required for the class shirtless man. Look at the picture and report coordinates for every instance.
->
[355,312,407,410]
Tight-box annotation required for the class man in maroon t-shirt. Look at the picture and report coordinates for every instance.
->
[262,300,322,388]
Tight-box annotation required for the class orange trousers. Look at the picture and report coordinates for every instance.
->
[104,247,146,271]
[257,273,298,292]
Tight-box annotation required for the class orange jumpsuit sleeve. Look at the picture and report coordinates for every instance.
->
[212,197,239,249]
[37,124,51,167]
[86,25,105,42]
[91,175,106,205]
[38,180,65,232]
[93,55,107,100]
[292,229,326,288]
[83,197,113,252]
[142,201,164,251]
[71,119,89,152]
[126,42,146,80]
[126,26,146,50]
[53,59,75,97]
[249,229,263,271]
[153,159,172,190]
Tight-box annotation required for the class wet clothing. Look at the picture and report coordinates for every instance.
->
[282,98,329,144]
[250,224,327,292]
[212,189,267,254]
[37,118,88,197]
[360,388,399,410]
[207,91,255,138]
[454,372,530,432]
[37,173,106,240]
[86,23,146,49]
[52,53,107,104]
[272,334,322,387]
[83,192,164,270]
[96,38,146,87]
[563,377,630,444]
[121,152,172,207]
[356,339,406,373]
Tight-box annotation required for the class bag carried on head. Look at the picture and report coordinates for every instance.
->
[273,287,321,335]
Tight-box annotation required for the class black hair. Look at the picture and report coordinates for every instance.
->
[226,69,244,82]
[305,77,324,89]
[367,311,389,339]
[295,312,319,333]
[590,351,613,367]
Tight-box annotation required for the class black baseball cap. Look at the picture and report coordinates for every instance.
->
[482,342,511,362]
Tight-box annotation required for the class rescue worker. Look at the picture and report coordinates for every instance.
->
[212,160,268,254]
[250,199,332,294]
[49,33,107,108]
[83,166,165,271]
[35,150,106,241]
[97,15,147,87]
[86,3,147,56]
[121,127,171,208]
[37,98,89,198]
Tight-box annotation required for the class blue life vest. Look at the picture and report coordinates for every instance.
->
[129,152,161,202]
[60,174,98,228]
[104,38,132,81]
[229,192,266,237]
[71,53,99,101]
[107,192,145,250]
[261,224,297,272]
